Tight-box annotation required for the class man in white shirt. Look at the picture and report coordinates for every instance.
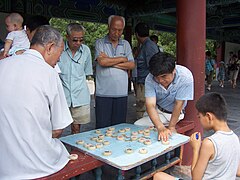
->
[0,25,73,179]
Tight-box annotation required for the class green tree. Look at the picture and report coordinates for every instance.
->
[150,30,176,56]
[50,18,108,59]
[50,17,216,61]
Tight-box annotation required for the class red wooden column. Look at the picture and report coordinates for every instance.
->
[176,0,205,165]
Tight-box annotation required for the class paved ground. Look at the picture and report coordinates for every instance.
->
[62,80,240,180]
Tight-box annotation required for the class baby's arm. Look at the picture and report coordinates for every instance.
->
[3,39,13,57]
[237,160,240,177]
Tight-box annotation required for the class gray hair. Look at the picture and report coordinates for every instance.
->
[31,25,63,47]
[108,15,125,27]
[66,23,85,35]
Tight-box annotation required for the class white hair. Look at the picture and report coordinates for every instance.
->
[108,15,125,27]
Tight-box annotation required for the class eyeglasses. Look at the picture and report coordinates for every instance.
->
[71,37,84,43]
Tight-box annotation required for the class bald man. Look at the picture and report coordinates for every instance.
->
[94,15,135,128]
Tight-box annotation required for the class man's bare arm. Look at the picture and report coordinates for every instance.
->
[168,100,184,132]
[113,61,135,70]
[146,97,171,141]
[97,52,127,67]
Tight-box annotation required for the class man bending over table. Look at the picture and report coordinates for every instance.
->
[134,52,194,142]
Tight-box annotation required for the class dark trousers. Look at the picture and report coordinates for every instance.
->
[95,96,127,128]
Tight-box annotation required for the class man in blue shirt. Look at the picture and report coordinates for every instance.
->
[135,52,194,141]
[58,23,93,134]
[95,15,135,128]
[134,23,159,119]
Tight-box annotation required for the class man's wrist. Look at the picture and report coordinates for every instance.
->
[156,124,165,131]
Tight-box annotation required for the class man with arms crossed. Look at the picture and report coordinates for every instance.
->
[135,52,194,141]
[95,15,135,128]
[0,25,73,179]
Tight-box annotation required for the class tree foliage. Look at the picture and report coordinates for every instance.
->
[50,18,108,58]
[50,18,216,60]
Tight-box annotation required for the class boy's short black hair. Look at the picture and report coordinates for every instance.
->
[195,93,228,121]
[135,22,149,37]
[149,52,176,76]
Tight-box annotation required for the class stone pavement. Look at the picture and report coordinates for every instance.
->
[62,80,240,180]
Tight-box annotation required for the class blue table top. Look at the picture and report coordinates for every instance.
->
[60,123,189,170]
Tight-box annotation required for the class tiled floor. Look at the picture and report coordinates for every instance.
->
[62,80,240,180]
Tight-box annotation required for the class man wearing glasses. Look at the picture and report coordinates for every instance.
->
[95,15,135,128]
[134,52,194,142]
[58,23,93,134]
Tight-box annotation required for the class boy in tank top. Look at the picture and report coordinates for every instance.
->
[154,92,240,180]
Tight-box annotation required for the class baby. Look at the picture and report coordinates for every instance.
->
[3,13,30,57]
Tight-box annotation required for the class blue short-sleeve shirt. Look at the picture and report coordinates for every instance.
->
[58,42,93,107]
[95,35,134,97]
[145,65,194,112]
[136,38,159,84]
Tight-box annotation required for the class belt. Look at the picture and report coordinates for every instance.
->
[157,105,172,114]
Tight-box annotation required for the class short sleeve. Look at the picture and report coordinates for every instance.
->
[175,81,194,101]
[145,74,157,98]
[84,46,93,75]
[124,41,134,62]
[94,39,103,61]
[6,31,15,41]
[50,74,73,130]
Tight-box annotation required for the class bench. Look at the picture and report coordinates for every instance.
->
[36,150,104,180]
[176,120,195,134]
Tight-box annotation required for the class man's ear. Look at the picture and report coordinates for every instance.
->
[46,42,55,55]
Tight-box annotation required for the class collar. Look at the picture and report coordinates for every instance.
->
[103,35,124,46]
[172,68,178,84]
[23,49,45,62]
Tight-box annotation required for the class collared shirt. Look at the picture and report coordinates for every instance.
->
[58,41,93,107]
[145,65,194,112]
[136,37,159,84]
[95,35,134,97]
[0,49,73,179]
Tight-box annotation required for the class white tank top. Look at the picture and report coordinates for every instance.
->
[203,130,240,180]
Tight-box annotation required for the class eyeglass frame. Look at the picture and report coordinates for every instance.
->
[71,37,84,43]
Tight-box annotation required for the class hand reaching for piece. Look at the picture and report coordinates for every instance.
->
[157,127,172,142]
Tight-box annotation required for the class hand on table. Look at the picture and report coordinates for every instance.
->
[157,127,172,142]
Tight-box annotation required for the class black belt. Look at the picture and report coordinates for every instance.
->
[157,105,172,114]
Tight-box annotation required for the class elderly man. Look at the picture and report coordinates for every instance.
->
[95,15,135,128]
[134,52,194,141]
[0,25,73,179]
[58,23,93,134]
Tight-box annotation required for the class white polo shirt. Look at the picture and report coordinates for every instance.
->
[0,49,73,179]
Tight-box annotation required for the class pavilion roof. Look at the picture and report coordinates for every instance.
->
[1,0,239,43]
